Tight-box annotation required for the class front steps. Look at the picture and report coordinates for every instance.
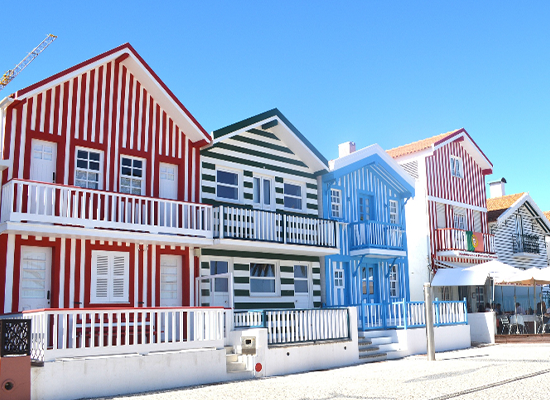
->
[357,330,405,363]
[225,346,254,377]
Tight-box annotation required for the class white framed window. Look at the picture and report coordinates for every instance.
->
[216,169,239,200]
[91,251,129,303]
[210,260,229,292]
[453,213,466,230]
[75,148,102,189]
[331,189,342,218]
[294,265,309,293]
[120,156,145,195]
[389,265,399,298]
[250,263,276,294]
[334,270,344,288]
[253,176,272,209]
[450,156,463,178]
[389,200,398,224]
[283,182,303,210]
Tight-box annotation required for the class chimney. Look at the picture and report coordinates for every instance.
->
[338,141,356,158]
[489,177,506,198]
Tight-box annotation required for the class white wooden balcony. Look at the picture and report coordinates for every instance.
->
[349,221,406,258]
[436,228,496,260]
[0,179,213,242]
[212,205,340,255]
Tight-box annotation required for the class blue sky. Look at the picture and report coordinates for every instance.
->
[2,2,549,210]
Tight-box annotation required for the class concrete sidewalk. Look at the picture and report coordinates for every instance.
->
[93,344,550,400]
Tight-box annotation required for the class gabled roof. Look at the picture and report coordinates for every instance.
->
[7,43,211,145]
[211,108,328,173]
[387,128,493,172]
[325,143,415,197]
[487,192,550,234]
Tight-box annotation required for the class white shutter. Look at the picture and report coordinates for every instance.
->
[473,211,481,233]
[91,251,129,303]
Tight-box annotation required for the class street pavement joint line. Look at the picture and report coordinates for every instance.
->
[429,368,550,400]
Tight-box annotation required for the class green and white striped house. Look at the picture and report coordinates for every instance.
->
[199,109,340,310]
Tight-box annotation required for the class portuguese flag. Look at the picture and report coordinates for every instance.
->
[466,231,484,252]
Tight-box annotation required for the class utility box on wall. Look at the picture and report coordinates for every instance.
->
[0,319,31,400]
[241,336,256,355]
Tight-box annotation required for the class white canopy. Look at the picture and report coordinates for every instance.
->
[431,268,489,287]
[465,260,520,283]
[495,267,550,286]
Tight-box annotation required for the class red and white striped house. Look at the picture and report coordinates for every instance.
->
[387,129,496,303]
[0,43,213,313]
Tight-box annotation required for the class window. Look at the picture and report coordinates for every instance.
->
[389,265,399,298]
[331,189,342,218]
[359,196,371,221]
[75,149,102,189]
[334,270,344,288]
[217,170,239,200]
[284,183,302,210]
[210,261,229,292]
[91,251,129,303]
[120,156,144,195]
[253,177,272,208]
[450,156,463,178]
[250,263,276,293]
[453,213,466,230]
[294,265,309,293]
[389,200,398,224]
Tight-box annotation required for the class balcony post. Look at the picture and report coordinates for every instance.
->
[283,216,287,244]
[219,206,224,239]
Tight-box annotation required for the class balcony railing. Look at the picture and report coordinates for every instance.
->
[435,228,495,254]
[355,298,468,331]
[349,221,405,252]
[513,234,540,254]
[1,179,213,238]
[213,205,338,248]
[0,307,227,363]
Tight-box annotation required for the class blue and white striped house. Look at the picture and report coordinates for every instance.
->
[321,142,415,329]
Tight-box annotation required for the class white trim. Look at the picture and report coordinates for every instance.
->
[283,180,305,212]
[4,234,15,313]
[90,250,130,304]
[119,154,146,195]
[189,250,194,306]
[69,238,76,307]
[75,146,104,190]
[215,166,241,203]
[427,196,487,212]
[437,250,498,260]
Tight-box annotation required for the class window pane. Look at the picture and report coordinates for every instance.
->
[284,196,302,209]
[217,185,238,200]
[214,277,228,292]
[294,265,307,278]
[122,158,131,166]
[251,264,275,277]
[121,167,131,176]
[133,168,142,177]
[253,177,260,203]
[89,152,100,161]
[250,279,275,293]
[263,180,271,205]
[295,280,308,293]
[89,161,100,171]
[210,261,228,275]
[284,183,301,197]
[133,159,142,169]
[217,170,238,185]
[77,160,87,169]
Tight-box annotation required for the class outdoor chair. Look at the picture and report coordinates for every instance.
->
[498,316,510,334]
[509,314,526,334]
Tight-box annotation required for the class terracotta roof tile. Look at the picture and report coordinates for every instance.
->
[486,192,526,212]
[386,129,461,158]
[544,211,550,222]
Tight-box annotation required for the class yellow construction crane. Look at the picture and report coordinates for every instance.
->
[0,34,57,92]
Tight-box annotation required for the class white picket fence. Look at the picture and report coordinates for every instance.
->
[214,205,338,248]
[0,307,227,363]
[1,179,213,238]
[263,309,349,344]
[358,299,467,330]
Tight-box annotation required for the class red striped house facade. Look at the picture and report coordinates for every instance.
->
[387,129,496,300]
[0,44,212,313]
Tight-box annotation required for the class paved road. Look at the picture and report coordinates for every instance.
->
[94,344,550,400]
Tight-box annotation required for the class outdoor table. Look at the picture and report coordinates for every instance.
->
[521,315,538,334]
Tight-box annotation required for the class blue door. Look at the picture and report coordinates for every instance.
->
[361,264,379,304]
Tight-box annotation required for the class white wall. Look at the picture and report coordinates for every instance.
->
[403,155,431,301]
[395,324,471,355]
[32,348,229,400]
[468,312,496,344]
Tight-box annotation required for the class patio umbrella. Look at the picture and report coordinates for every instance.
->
[466,260,520,303]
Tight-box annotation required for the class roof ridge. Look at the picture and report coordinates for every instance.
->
[386,129,461,158]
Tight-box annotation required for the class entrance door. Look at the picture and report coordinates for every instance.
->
[294,264,311,309]
[160,255,182,307]
[332,262,346,306]
[159,163,178,227]
[253,176,273,210]
[361,264,378,304]
[19,246,52,311]
[210,261,230,307]
[30,140,57,216]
